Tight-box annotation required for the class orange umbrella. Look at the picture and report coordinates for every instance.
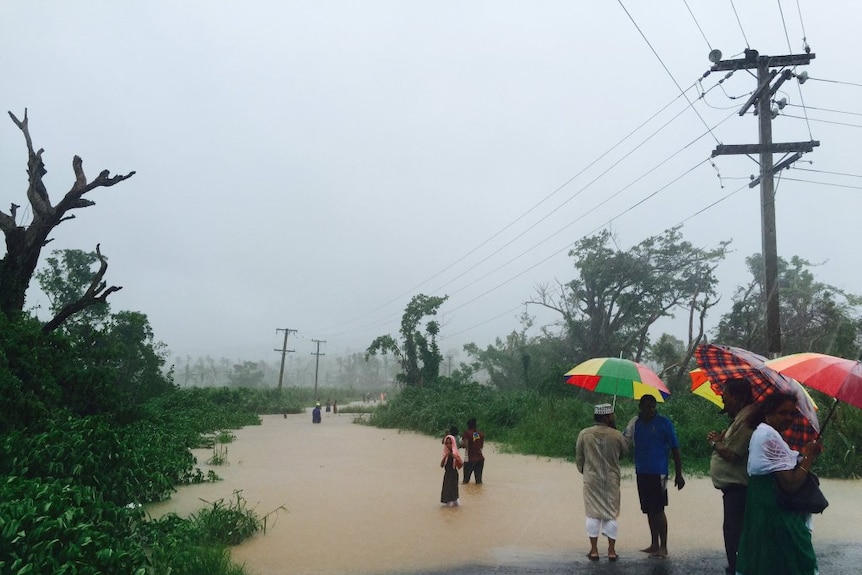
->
[690,367,724,408]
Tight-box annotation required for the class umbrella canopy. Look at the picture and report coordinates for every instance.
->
[695,344,820,450]
[690,367,724,408]
[565,357,671,402]
[690,366,818,410]
[766,352,862,433]
[765,353,862,409]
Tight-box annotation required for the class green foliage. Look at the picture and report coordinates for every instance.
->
[35,249,111,327]
[715,254,862,357]
[371,382,862,478]
[366,293,448,386]
[207,444,230,466]
[0,476,148,575]
[0,314,63,434]
[188,491,262,546]
[534,227,728,361]
[0,387,274,574]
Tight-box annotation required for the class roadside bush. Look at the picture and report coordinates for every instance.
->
[0,476,147,575]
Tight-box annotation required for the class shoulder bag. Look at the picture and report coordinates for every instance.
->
[776,471,829,514]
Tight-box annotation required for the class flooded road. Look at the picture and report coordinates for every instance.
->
[146,412,862,575]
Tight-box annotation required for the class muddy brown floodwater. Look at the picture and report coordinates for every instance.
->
[146,411,862,575]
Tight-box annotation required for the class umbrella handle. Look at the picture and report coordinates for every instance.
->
[817,398,839,438]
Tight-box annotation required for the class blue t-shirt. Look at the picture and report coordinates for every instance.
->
[626,414,679,475]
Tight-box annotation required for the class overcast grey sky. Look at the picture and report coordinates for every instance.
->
[2,2,860,364]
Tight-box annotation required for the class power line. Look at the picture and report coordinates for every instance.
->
[313,84,703,337]
[431,100,702,296]
[785,103,862,117]
[682,0,712,50]
[446,158,711,315]
[616,0,720,144]
[443,111,729,301]
[795,0,810,53]
[807,77,862,88]
[781,177,862,190]
[330,100,736,340]
[792,167,862,179]
[729,0,750,47]
[777,0,793,53]
[781,113,862,129]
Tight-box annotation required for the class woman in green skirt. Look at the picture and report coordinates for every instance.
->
[735,392,824,575]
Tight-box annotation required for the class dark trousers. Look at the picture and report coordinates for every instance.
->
[463,460,484,484]
[721,484,747,573]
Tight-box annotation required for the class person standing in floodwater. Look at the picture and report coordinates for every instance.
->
[576,403,627,562]
[461,418,485,484]
[623,394,685,558]
[441,426,462,506]
[312,403,322,424]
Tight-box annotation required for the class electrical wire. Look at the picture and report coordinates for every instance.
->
[683,0,712,50]
[792,167,862,179]
[445,158,710,316]
[617,0,720,145]
[325,95,737,339]
[777,0,793,53]
[781,113,862,129]
[780,177,862,190]
[807,77,862,88]
[785,103,862,117]
[313,84,703,336]
[795,0,810,53]
[430,100,698,296]
[729,0,750,48]
[443,112,731,301]
[442,303,526,339]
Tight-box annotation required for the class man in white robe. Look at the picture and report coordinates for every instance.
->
[575,403,627,562]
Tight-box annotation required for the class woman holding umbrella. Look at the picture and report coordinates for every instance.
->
[736,391,824,575]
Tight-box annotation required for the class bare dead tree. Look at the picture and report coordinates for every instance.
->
[0,109,135,326]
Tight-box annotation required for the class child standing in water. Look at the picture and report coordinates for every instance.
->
[440,426,462,506]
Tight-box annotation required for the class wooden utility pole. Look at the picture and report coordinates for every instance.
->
[311,339,326,400]
[709,48,818,355]
[274,328,297,391]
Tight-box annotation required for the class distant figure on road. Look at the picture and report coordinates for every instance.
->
[576,403,627,562]
[333,400,338,415]
[312,404,322,424]
[461,418,485,484]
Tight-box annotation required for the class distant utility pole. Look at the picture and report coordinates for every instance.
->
[709,48,818,356]
[311,339,326,399]
[274,328,297,392]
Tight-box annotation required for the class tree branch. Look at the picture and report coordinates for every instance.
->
[41,244,122,333]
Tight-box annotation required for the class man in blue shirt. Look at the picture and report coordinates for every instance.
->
[624,394,685,558]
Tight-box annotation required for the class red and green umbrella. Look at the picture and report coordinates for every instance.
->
[565,357,671,402]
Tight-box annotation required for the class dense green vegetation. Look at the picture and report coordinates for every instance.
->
[367,380,862,479]
[0,382,289,574]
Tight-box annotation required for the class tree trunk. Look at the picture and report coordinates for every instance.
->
[0,109,134,323]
